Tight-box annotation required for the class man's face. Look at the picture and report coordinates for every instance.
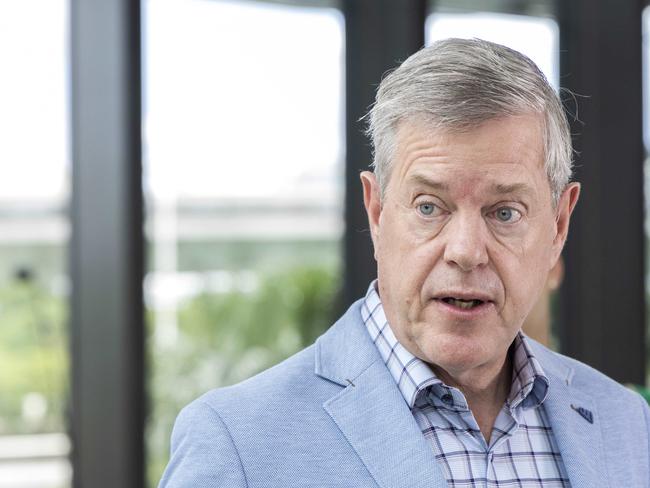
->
[361,114,579,379]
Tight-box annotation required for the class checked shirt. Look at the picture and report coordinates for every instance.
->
[362,282,570,487]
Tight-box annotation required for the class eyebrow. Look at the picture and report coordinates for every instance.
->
[492,182,535,197]
[406,174,449,191]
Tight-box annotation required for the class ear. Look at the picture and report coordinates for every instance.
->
[550,182,580,266]
[360,171,382,259]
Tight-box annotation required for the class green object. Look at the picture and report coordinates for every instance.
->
[628,384,650,404]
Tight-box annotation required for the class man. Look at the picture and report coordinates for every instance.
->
[160,39,650,487]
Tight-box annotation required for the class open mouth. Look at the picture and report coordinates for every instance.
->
[439,297,486,310]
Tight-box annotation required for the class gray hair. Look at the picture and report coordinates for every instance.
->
[366,38,573,205]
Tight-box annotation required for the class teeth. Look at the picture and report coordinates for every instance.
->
[454,299,474,309]
[446,298,482,309]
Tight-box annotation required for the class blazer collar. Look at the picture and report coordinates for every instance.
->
[314,299,379,387]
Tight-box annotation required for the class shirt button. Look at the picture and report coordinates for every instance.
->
[441,393,453,404]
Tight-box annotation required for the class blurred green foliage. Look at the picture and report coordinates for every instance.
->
[146,265,340,486]
[174,239,339,274]
[0,275,68,435]
[0,241,339,488]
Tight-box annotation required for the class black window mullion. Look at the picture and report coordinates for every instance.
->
[70,0,144,486]
[343,0,427,306]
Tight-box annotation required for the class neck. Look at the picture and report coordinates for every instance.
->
[432,351,512,443]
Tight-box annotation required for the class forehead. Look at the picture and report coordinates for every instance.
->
[391,115,548,197]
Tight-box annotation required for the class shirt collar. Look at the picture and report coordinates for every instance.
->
[361,280,550,411]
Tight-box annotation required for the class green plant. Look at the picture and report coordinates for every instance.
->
[0,278,68,434]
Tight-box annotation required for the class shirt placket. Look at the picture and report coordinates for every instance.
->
[485,408,519,486]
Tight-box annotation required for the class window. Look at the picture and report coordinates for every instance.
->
[143,1,345,484]
[0,1,71,487]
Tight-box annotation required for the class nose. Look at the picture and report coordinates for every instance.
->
[442,212,489,272]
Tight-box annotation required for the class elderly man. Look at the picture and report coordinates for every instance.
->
[160,39,650,487]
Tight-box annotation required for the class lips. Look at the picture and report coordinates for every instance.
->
[440,297,484,309]
[432,291,495,312]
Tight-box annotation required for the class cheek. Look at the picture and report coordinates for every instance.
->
[496,241,552,321]
[377,219,438,289]
[376,215,442,324]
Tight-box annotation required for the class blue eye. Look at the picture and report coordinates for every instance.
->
[494,207,521,223]
[418,203,437,216]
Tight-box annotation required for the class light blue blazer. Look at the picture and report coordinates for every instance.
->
[160,300,650,487]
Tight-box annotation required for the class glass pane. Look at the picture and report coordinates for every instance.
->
[0,1,71,487]
[143,1,345,485]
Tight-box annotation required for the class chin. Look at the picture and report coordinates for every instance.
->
[420,331,491,372]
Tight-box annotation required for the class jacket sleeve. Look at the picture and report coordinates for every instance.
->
[158,399,248,488]
[642,393,650,485]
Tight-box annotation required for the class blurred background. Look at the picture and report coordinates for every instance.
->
[0,0,648,486]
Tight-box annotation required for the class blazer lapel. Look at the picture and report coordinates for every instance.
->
[533,344,608,488]
[324,361,448,488]
[315,301,448,488]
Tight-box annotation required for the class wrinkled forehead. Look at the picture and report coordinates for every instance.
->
[395,112,546,151]
[392,113,546,171]
[389,114,549,200]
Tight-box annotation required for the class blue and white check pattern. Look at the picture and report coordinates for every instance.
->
[362,281,570,487]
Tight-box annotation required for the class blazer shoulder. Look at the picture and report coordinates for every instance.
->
[530,338,648,406]
[159,398,249,487]
[161,345,336,486]
[198,342,341,416]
